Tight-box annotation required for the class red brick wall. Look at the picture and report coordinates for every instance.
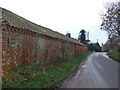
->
[0,28,2,77]
[2,24,87,71]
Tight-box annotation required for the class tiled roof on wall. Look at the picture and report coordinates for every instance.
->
[1,7,84,46]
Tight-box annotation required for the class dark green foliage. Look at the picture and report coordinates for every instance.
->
[88,43,94,51]
[118,48,120,52]
[84,39,90,46]
[88,43,102,52]
[66,33,71,38]
[78,29,86,44]
[94,43,102,52]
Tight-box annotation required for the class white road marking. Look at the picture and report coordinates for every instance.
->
[102,53,111,60]
[82,65,87,67]
[75,71,81,78]
[75,65,87,78]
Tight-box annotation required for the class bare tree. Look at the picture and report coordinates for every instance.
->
[101,1,120,38]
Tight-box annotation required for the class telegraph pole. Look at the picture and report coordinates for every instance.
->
[97,38,98,43]
[88,31,89,40]
[86,31,89,40]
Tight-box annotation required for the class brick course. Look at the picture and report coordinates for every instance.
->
[2,24,87,71]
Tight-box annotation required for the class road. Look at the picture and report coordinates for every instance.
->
[60,52,119,88]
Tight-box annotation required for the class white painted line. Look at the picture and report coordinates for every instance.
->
[81,65,87,68]
[102,53,111,60]
[75,65,87,78]
[78,71,81,74]
[75,71,81,78]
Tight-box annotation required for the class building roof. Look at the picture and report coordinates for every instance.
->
[1,7,85,46]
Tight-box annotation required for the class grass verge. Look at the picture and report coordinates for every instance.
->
[107,48,120,62]
[3,51,91,88]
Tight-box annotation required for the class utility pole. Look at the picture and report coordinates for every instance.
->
[88,31,89,40]
[97,38,98,43]
[86,31,89,40]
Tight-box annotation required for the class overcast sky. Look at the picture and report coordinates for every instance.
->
[0,0,115,45]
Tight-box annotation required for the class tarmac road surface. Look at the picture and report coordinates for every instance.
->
[60,52,119,88]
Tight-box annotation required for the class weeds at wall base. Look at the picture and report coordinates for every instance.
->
[2,51,91,88]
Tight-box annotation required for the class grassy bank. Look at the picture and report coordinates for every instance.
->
[3,51,91,88]
[107,48,120,62]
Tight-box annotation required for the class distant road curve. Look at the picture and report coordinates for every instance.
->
[60,52,119,88]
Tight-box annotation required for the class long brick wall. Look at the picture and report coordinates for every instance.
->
[0,8,2,88]
[2,24,87,72]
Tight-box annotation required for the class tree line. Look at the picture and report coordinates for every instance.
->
[66,1,120,52]
[78,29,102,52]
[66,29,102,52]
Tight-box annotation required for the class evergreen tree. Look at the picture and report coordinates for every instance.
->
[78,29,86,44]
